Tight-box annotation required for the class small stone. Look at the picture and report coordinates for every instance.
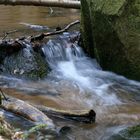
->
[13,69,19,74]
[19,69,24,75]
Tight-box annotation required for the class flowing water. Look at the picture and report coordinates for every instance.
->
[0,6,140,140]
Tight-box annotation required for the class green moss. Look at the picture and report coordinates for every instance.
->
[89,9,130,75]
[0,126,8,137]
[81,0,140,81]
[0,117,13,139]
[3,47,48,80]
[114,0,140,80]
[35,53,48,79]
[120,125,140,139]
[81,0,95,57]
[26,53,48,79]
[126,125,140,137]
[102,0,127,15]
[89,0,126,15]
[22,124,48,139]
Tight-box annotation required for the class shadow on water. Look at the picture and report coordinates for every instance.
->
[0,5,140,140]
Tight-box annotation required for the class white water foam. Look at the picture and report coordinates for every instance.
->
[42,33,123,105]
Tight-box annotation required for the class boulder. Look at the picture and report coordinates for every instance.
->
[0,42,48,79]
[81,0,140,81]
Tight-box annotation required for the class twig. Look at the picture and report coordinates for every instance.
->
[31,20,80,42]
[0,88,8,101]
[2,30,18,40]
[49,7,54,15]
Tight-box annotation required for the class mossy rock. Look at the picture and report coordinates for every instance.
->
[122,125,140,139]
[81,0,140,81]
[109,125,140,140]
[1,45,48,80]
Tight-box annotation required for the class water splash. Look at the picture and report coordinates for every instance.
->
[20,22,49,31]
[42,32,125,105]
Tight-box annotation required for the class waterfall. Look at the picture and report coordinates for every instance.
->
[1,32,139,107]
[42,32,132,105]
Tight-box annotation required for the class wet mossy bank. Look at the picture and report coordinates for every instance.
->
[81,0,140,81]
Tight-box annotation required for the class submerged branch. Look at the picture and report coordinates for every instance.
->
[35,105,96,123]
[0,0,80,9]
[0,91,96,124]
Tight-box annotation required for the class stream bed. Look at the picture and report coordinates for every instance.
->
[0,6,140,140]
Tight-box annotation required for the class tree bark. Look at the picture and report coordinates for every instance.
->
[0,0,80,9]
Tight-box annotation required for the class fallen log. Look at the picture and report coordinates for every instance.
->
[35,105,96,123]
[0,93,96,124]
[0,0,81,9]
[0,96,55,129]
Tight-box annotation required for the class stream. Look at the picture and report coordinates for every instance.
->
[0,6,140,140]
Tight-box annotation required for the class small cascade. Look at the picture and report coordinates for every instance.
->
[42,32,85,69]
[42,32,132,105]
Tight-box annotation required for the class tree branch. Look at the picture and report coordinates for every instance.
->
[31,20,80,42]
[2,30,18,40]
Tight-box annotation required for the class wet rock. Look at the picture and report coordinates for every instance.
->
[109,125,140,140]
[0,42,48,79]
[0,112,14,139]
[81,0,140,81]
[59,126,71,135]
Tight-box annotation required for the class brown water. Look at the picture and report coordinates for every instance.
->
[0,5,79,38]
[0,5,140,140]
